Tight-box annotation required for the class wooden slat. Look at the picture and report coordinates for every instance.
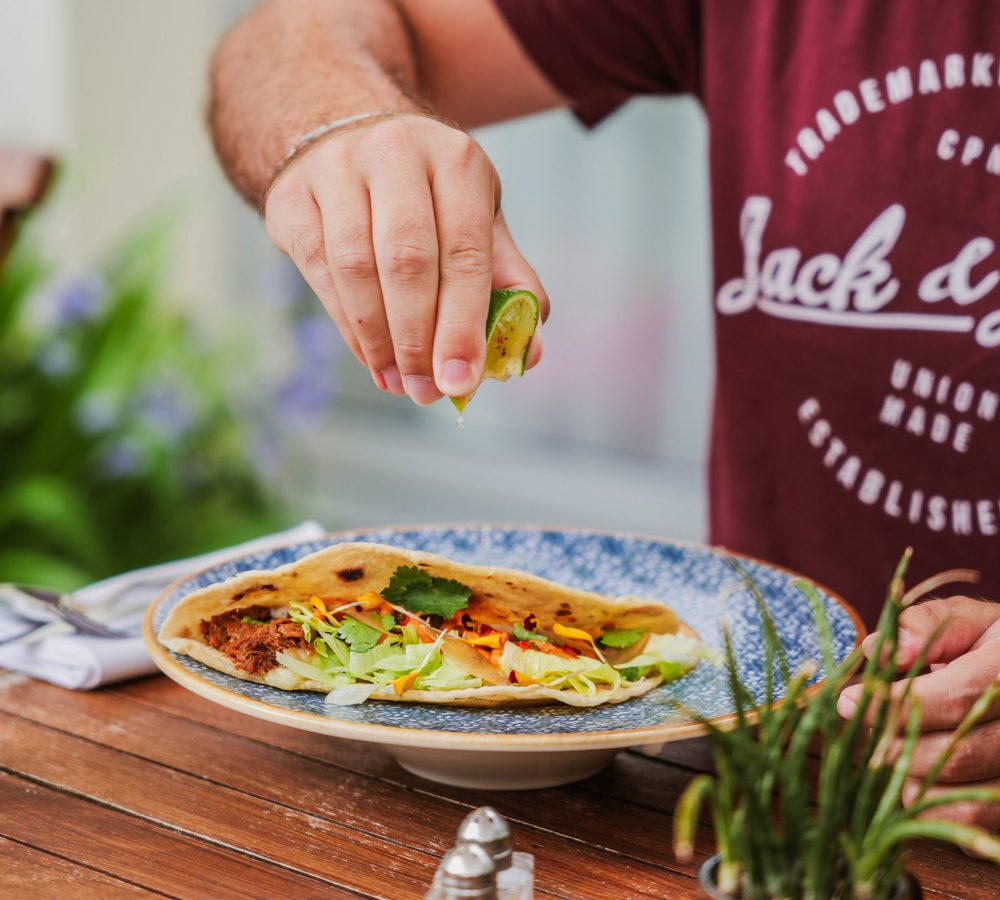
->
[0,712,441,899]
[97,677,713,878]
[0,835,151,898]
[115,677,1000,899]
[5,672,995,899]
[0,679,695,898]
[0,772,349,900]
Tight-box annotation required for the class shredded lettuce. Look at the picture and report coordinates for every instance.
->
[324,683,377,706]
[498,643,621,694]
[347,642,405,677]
[275,651,342,685]
[415,657,481,691]
[278,598,713,702]
[613,632,718,684]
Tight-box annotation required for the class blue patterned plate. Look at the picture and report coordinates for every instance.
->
[144,525,863,789]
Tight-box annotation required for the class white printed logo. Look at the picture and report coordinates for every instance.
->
[716,196,1000,347]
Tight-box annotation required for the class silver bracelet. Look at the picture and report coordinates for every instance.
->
[282,110,408,164]
[262,108,442,212]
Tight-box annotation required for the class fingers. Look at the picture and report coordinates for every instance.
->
[902,777,1000,832]
[265,120,549,404]
[429,135,497,398]
[368,152,442,403]
[839,641,1000,730]
[895,596,1000,668]
[858,595,1000,669]
[309,173,402,395]
[523,323,544,371]
[265,183,366,369]
[889,718,1000,782]
[492,214,548,371]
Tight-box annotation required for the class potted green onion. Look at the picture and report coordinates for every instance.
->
[674,550,1000,899]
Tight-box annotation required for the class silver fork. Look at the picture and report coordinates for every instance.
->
[0,584,134,644]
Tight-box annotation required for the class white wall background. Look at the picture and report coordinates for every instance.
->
[1,0,714,540]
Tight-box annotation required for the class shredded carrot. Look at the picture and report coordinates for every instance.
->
[393,671,419,696]
[406,617,436,643]
[357,591,384,611]
[310,595,329,618]
[463,633,504,649]
[552,622,605,661]
[552,622,597,646]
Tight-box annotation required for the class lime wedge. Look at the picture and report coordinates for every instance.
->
[450,288,540,412]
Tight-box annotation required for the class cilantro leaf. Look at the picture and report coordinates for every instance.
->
[337,616,382,653]
[382,566,471,618]
[241,616,268,626]
[512,624,544,642]
[598,628,646,649]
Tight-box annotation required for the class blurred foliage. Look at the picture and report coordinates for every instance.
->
[0,212,286,590]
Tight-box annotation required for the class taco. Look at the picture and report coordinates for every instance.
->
[158,541,714,707]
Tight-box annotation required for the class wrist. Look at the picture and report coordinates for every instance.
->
[260,108,453,213]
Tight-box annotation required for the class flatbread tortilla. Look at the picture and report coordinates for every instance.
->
[159,541,697,707]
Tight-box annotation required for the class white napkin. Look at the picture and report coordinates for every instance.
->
[0,521,326,690]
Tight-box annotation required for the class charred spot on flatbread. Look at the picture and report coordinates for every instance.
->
[229,583,278,603]
[336,566,365,583]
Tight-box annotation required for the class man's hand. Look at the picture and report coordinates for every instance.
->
[838,596,1000,831]
[264,115,547,404]
[210,0,562,404]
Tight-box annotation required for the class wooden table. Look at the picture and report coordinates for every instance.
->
[1,671,998,899]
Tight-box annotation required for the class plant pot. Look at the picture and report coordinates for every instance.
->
[697,855,923,899]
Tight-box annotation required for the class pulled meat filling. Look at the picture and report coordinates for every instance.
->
[199,605,307,674]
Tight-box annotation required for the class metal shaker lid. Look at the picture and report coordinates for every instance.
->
[437,844,498,899]
[456,807,513,872]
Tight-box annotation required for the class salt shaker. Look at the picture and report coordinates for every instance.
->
[425,844,498,900]
[456,807,534,900]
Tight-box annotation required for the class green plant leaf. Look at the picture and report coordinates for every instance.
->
[0,549,95,590]
[0,476,107,568]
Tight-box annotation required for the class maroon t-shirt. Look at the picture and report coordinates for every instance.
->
[495,0,1000,624]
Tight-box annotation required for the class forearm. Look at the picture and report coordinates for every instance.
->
[210,0,424,206]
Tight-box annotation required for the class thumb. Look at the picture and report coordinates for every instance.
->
[891,596,1000,668]
[492,214,548,372]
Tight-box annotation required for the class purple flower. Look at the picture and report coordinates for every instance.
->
[98,439,148,478]
[292,314,340,367]
[54,272,107,324]
[276,371,336,421]
[250,427,284,479]
[135,384,195,439]
[269,313,342,425]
